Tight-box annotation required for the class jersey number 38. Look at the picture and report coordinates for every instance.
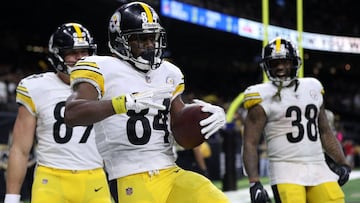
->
[286,104,318,143]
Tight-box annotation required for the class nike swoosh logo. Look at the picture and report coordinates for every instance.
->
[255,189,261,199]
[94,187,103,192]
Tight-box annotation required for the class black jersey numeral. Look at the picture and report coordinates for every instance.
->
[53,101,93,144]
[285,104,318,143]
[126,99,170,145]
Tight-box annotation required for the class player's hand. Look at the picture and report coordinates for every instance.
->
[249,181,271,203]
[112,86,173,114]
[192,99,226,139]
[126,86,173,111]
[335,164,351,186]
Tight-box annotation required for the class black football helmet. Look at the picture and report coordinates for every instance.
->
[108,2,167,71]
[48,22,97,74]
[260,37,301,85]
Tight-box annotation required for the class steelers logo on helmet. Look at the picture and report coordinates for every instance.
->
[109,12,121,33]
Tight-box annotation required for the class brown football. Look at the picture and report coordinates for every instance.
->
[171,104,211,149]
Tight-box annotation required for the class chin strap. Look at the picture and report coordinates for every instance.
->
[272,79,299,101]
[294,79,299,92]
[272,81,283,101]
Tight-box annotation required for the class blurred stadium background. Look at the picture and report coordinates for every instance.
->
[2,0,360,126]
[1,0,360,202]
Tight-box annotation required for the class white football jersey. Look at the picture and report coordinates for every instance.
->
[16,72,103,170]
[243,78,338,185]
[70,56,185,180]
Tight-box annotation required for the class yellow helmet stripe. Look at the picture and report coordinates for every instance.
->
[71,23,84,41]
[139,3,153,22]
[275,37,281,53]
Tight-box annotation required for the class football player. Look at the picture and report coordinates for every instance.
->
[64,2,229,203]
[5,23,112,203]
[242,37,351,203]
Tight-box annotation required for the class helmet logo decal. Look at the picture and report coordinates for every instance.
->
[109,12,121,33]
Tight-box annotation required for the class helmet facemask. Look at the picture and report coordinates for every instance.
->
[262,59,299,87]
[127,31,166,71]
[109,27,167,72]
[260,37,301,87]
[108,2,167,72]
[48,23,97,74]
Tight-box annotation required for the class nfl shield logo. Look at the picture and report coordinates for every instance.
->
[126,187,133,195]
[42,179,48,184]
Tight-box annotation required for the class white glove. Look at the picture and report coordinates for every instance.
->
[126,86,173,112]
[193,99,226,139]
[112,86,173,114]
[4,194,21,203]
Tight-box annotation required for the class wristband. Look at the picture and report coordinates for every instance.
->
[4,194,21,203]
[111,95,127,114]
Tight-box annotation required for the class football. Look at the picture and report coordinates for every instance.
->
[171,103,211,149]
